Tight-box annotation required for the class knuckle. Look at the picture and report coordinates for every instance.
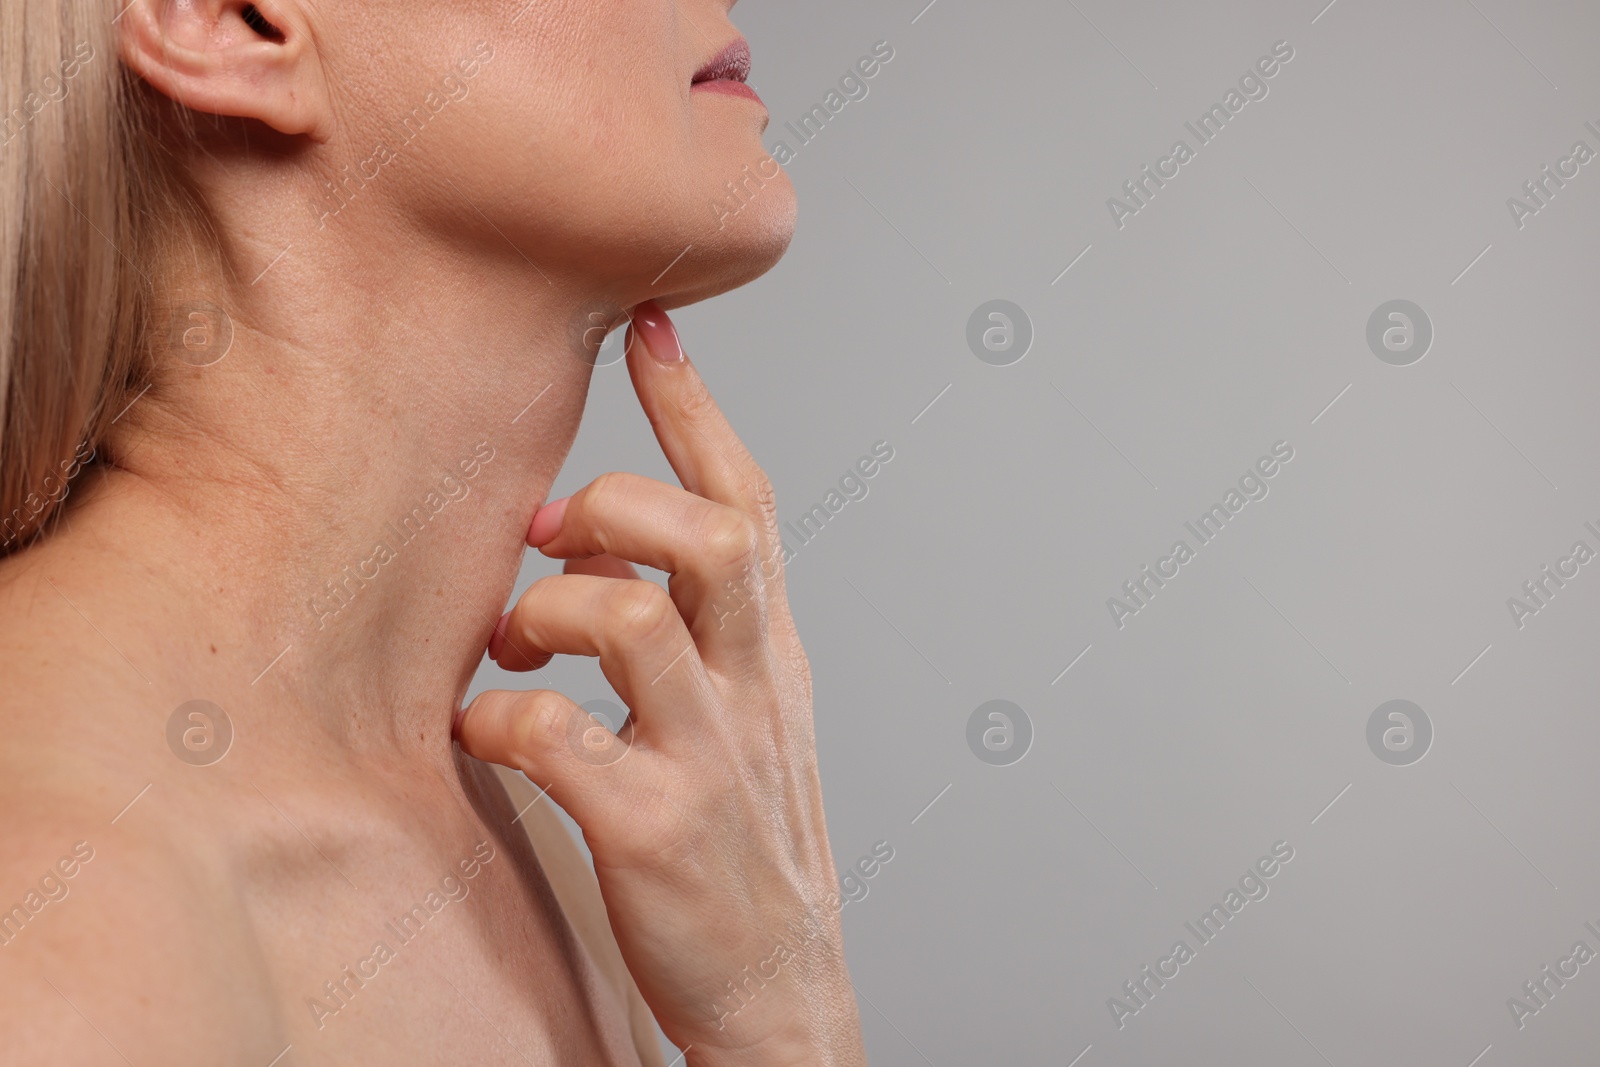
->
[513,690,572,749]
[606,581,676,642]
[748,467,776,506]
[699,508,761,572]
[744,471,778,526]
[676,375,718,421]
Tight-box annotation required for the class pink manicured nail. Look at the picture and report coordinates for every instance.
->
[488,612,510,660]
[527,496,569,546]
[632,300,684,362]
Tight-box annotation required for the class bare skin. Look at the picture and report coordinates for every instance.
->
[0,307,863,1065]
[0,0,864,1063]
[0,575,651,1064]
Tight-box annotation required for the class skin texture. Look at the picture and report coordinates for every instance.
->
[0,0,865,1064]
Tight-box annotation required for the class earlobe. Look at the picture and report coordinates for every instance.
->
[117,0,331,142]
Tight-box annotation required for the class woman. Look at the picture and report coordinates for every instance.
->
[0,1,868,1063]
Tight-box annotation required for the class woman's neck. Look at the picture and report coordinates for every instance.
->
[39,237,609,767]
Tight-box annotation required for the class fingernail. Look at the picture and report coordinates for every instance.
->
[632,300,684,362]
[527,496,569,546]
[451,705,467,739]
[488,612,510,661]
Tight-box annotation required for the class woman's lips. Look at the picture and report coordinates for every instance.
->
[691,37,763,106]
[693,79,763,104]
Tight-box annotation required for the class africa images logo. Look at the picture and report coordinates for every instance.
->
[1105,40,1295,230]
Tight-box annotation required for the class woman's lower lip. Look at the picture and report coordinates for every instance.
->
[691,79,764,106]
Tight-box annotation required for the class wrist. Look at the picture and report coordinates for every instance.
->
[680,959,865,1067]
[687,1021,867,1067]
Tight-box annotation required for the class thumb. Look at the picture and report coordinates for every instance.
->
[454,688,638,827]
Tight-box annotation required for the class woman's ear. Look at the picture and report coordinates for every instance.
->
[117,0,332,142]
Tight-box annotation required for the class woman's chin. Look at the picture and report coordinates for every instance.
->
[651,186,798,310]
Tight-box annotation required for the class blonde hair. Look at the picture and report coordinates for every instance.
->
[0,2,195,555]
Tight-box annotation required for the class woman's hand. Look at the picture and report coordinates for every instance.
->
[455,302,867,1067]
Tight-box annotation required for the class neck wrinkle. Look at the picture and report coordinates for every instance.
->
[74,241,609,764]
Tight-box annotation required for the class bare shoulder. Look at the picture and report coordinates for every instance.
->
[0,610,283,1065]
[0,785,285,1065]
[0,551,258,1060]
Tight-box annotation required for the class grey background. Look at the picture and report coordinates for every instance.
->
[471,1,1600,1063]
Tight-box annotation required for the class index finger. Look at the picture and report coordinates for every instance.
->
[623,301,789,600]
